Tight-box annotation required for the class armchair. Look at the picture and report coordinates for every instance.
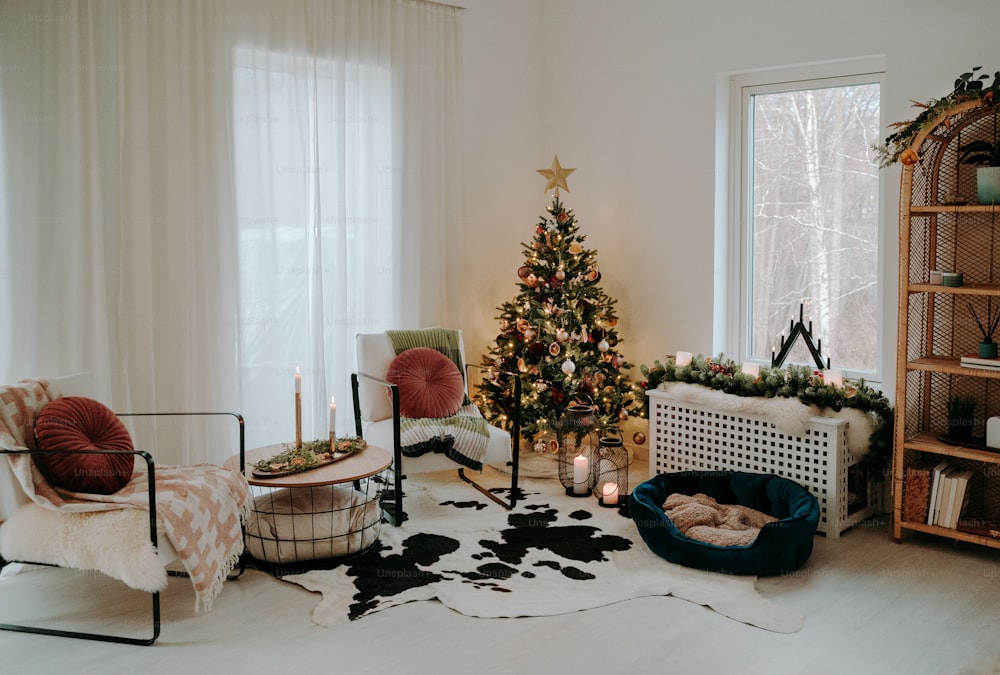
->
[0,374,249,645]
[351,329,521,524]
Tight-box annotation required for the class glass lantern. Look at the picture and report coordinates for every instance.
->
[594,434,629,508]
[556,402,600,497]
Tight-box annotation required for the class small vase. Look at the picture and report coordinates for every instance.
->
[979,340,998,359]
[976,166,1000,205]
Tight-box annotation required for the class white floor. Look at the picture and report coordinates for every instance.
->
[2,463,1000,675]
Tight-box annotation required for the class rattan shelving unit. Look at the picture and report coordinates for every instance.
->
[893,99,1000,547]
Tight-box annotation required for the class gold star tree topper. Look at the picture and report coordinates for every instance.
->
[537,155,575,196]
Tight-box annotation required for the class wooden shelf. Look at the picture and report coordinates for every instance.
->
[902,431,1000,464]
[910,204,1000,214]
[908,282,1000,295]
[896,519,1000,549]
[906,355,1000,379]
[894,103,1000,547]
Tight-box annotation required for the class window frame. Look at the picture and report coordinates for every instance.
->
[725,58,887,382]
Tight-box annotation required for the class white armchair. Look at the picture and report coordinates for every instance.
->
[351,329,521,524]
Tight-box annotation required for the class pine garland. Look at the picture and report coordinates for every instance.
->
[640,354,893,481]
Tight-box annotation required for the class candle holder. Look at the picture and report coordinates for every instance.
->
[556,400,599,497]
[594,433,629,508]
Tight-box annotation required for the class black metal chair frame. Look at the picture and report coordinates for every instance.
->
[0,410,244,646]
[351,366,521,526]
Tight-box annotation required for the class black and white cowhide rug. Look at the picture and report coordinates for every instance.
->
[282,472,804,633]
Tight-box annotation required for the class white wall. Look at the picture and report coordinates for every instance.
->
[459,0,1000,391]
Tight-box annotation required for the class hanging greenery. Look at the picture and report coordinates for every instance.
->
[639,354,893,481]
[874,66,1000,168]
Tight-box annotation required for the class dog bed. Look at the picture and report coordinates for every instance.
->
[628,471,819,576]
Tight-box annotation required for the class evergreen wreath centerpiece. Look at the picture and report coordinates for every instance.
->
[474,156,645,442]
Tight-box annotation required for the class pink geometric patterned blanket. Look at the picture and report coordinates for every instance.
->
[0,379,251,611]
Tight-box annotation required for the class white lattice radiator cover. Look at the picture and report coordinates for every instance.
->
[647,388,881,537]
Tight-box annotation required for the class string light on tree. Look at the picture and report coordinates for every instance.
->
[475,155,646,441]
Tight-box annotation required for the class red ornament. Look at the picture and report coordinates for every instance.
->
[556,212,568,224]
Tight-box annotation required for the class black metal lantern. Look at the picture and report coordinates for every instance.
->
[594,434,629,508]
[556,402,599,497]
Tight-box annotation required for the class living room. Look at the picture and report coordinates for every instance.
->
[2,0,1000,673]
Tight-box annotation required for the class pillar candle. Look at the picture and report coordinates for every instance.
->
[602,482,619,506]
[675,351,693,367]
[825,369,844,388]
[742,362,760,378]
[573,453,589,494]
[329,396,337,441]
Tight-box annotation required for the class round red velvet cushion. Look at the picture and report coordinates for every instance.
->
[33,396,135,494]
[386,347,465,419]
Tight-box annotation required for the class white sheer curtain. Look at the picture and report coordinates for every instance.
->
[0,0,463,459]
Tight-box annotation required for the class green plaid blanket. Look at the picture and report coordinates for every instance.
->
[386,328,490,470]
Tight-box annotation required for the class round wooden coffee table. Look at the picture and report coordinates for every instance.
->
[226,443,391,568]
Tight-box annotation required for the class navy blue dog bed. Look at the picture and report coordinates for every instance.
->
[628,471,819,576]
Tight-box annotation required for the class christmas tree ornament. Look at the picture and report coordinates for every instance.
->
[633,431,646,445]
[516,318,529,333]
[598,339,610,352]
[529,342,548,359]
[549,342,561,356]
[555,267,566,281]
[569,243,583,255]
[536,154,576,196]
[523,326,536,340]
[561,359,577,375]
[556,328,569,342]
[517,266,531,280]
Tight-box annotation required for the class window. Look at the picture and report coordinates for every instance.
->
[730,62,883,376]
[231,47,395,443]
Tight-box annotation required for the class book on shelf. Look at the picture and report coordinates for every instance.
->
[960,353,1000,370]
[927,460,951,526]
[945,470,974,529]
[903,463,933,523]
[937,469,958,527]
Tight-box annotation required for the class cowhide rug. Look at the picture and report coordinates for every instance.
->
[282,471,804,633]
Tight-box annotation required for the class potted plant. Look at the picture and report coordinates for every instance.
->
[958,136,1000,204]
[969,300,1000,358]
[947,395,978,441]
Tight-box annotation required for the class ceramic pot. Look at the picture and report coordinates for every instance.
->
[979,340,998,358]
[976,166,1000,205]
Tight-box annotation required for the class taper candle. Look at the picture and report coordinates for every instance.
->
[329,396,337,446]
[295,365,302,449]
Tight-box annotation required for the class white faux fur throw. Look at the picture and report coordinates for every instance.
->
[0,502,167,593]
[659,382,876,456]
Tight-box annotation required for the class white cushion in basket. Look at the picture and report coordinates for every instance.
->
[244,486,381,564]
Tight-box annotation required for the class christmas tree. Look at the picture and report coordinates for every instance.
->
[475,156,645,442]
